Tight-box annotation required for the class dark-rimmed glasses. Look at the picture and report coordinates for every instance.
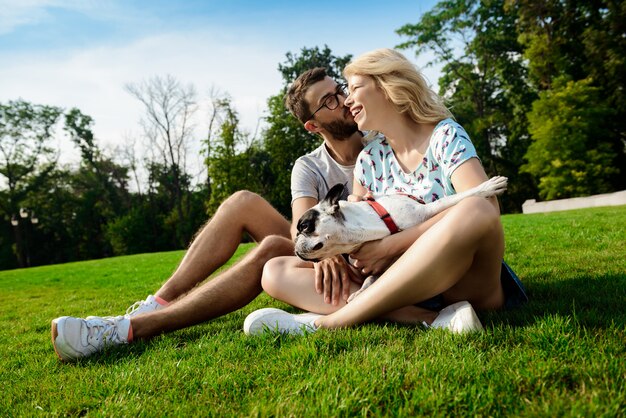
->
[308,84,347,121]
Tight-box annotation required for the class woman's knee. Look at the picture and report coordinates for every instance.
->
[261,256,292,298]
[256,235,294,261]
[455,196,502,231]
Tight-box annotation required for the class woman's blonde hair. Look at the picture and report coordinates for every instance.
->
[343,48,452,124]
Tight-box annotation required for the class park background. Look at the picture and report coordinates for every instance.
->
[1,0,624,270]
[1,2,625,416]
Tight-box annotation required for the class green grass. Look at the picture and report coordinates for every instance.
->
[1,206,625,416]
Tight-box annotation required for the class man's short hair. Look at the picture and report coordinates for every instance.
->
[285,67,327,123]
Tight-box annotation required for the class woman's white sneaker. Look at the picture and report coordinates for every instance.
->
[243,308,321,336]
[431,301,484,333]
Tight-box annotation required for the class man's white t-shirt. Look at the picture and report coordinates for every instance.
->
[291,142,355,205]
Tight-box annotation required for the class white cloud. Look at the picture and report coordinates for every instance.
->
[0,28,285,179]
[0,2,443,183]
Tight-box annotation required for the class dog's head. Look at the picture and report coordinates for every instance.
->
[294,183,358,262]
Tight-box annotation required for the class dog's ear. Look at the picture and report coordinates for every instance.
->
[324,183,345,207]
[321,183,346,219]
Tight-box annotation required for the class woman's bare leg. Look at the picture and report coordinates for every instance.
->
[262,256,437,324]
[316,197,505,329]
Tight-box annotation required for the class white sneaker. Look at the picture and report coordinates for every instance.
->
[431,301,484,333]
[87,294,166,321]
[243,308,321,336]
[51,316,131,361]
[125,294,166,318]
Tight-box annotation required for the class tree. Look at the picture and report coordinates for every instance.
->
[126,75,197,246]
[64,108,130,213]
[397,0,540,212]
[522,77,617,200]
[205,97,269,214]
[20,166,80,265]
[512,0,626,192]
[0,100,61,266]
[262,46,352,216]
[64,108,133,259]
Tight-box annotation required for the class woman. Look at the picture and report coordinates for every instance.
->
[247,48,519,334]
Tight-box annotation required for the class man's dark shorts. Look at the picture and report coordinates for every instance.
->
[417,261,529,311]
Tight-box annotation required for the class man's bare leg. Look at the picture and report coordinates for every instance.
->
[155,191,291,302]
[132,235,295,338]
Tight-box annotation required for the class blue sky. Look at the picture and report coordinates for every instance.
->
[0,0,440,176]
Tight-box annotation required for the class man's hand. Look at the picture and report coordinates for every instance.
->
[314,255,361,305]
[350,239,397,276]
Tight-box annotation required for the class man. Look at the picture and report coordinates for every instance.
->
[51,68,364,360]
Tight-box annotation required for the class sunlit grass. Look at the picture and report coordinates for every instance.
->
[1,206,624,416]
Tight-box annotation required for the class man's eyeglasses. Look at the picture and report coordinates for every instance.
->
[308,84,347,121]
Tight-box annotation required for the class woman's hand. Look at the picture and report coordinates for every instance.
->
[350,238,398,276]
[314,255,362,305]
[347,190,373,202]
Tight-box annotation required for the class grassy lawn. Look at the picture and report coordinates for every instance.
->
[1,206,625,416]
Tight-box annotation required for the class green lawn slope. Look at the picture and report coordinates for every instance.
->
[1,206,624,416]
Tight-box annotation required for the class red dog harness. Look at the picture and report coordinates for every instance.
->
[364,194,423,235]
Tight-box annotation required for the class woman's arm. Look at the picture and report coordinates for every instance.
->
[349,179,368,201]
[350,214,445,275]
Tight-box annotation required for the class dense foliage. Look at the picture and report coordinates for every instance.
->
[397,0,625,207]
[0,2,623,269]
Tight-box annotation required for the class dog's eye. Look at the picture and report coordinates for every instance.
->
[297,209,319,235]
[312,242,323,251]
[297,220,308,232]
[297,218,316,234]
[303,220,315,234]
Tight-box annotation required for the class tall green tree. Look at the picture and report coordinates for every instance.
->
[65,108,130,214]
[512,0,626,193]
[205,97,269,215]
[64,108,133,259]
[0,100,61,266]
[262,45,352,216]
[397,0,537,212]
[126,75,197,246]
[20,167,80,265]
[522,77,617,200]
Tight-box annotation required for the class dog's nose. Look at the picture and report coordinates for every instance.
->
[312,242,323,251]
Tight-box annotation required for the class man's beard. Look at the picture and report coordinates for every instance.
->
[320,119,359,140]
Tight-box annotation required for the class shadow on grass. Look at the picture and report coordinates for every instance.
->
[485,272,626,328]
[66,272,625,366]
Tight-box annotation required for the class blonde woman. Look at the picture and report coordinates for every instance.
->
[247,49,526,334]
